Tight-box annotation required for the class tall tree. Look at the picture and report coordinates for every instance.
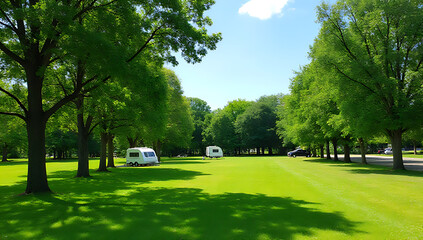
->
[157,69,194,159]
[0,0,221,193]
[236,95,281,155]
[188,97,211,155]
[314,0,423,169]
[205,100,252,154]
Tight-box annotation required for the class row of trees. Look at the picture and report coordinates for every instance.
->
[0,0,221,193]
[278,0,423,169]
[188,95,286,156]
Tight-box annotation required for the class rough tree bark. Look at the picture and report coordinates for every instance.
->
[97,132,109,172]
[343,144,351,163]
[76,96,93,178]
[107,134,115,168]
[25,62,51,193]
[388,129,405,170]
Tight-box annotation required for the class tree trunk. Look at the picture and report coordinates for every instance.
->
[268,147,273,155]
[312,148,317,158]
[25,111,50,193]
[153,140,162,162]
[256,147,260,155]
[76,97,92,178]
[326,140,331,160]
[127,137,137,148]
[332,139,339,161]
[413,141,417,155]
[358,138,367,164]
[25,66,51,193]
[97,132,109,172]
[2,143,8,162]
[343,144,351,163]
[388,129,405,170]
[320,145,324,158]
[26,116,50,193]
[107,134,115,168]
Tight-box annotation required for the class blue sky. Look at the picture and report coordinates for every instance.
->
[170,0,325,110]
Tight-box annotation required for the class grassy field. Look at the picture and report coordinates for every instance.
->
[1,156,423,239]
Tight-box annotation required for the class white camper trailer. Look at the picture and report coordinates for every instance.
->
[206,146,223,158]
[126,147,159,166]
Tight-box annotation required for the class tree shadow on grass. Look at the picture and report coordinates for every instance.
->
[303,158,423,177]
[47,167,210,190]
[161,160,209,165]
[0,159,28,166]
[0,183,362,240]
[46,158,80,163]
[163,156,205,161]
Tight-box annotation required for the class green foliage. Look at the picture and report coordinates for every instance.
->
[0,115,27,158]
[46,129,78,159]
[236,95,281,150]
[203,99,252,153]
[310,0,423,167]
[160,69,194,155]
[188,97,211,154]
[277,65,332,148]
[314,0,423,134]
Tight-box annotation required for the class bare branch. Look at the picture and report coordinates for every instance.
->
[332,63,376,94]
[0,21,15,33]
[89,120,101,135]
[0,85,28,115]
[44,91,79,120]
[55,76,68,96]
[0,42,25,66]
[81,75,111,93]
[73,0,118,20]
[0,111,26,121]
[0,7,18,33]
[126,26,162,63]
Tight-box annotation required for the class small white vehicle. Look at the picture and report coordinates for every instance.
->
[126,147,159,166]
[205,146,223,158]
[384,148,393,155]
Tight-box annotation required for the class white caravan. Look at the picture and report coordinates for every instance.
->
[206,146,223,158]
[126,147,159,166]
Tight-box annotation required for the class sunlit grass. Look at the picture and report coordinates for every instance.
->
[1,156,423,239]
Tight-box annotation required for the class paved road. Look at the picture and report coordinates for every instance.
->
[337,154,423,171]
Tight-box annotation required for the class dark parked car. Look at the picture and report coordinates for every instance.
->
[287,149,310,157]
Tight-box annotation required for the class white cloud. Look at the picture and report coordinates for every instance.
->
[239,0,290,20]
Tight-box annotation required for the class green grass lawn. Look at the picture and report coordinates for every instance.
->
[1,156,423,239]
[402,151,423,159]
